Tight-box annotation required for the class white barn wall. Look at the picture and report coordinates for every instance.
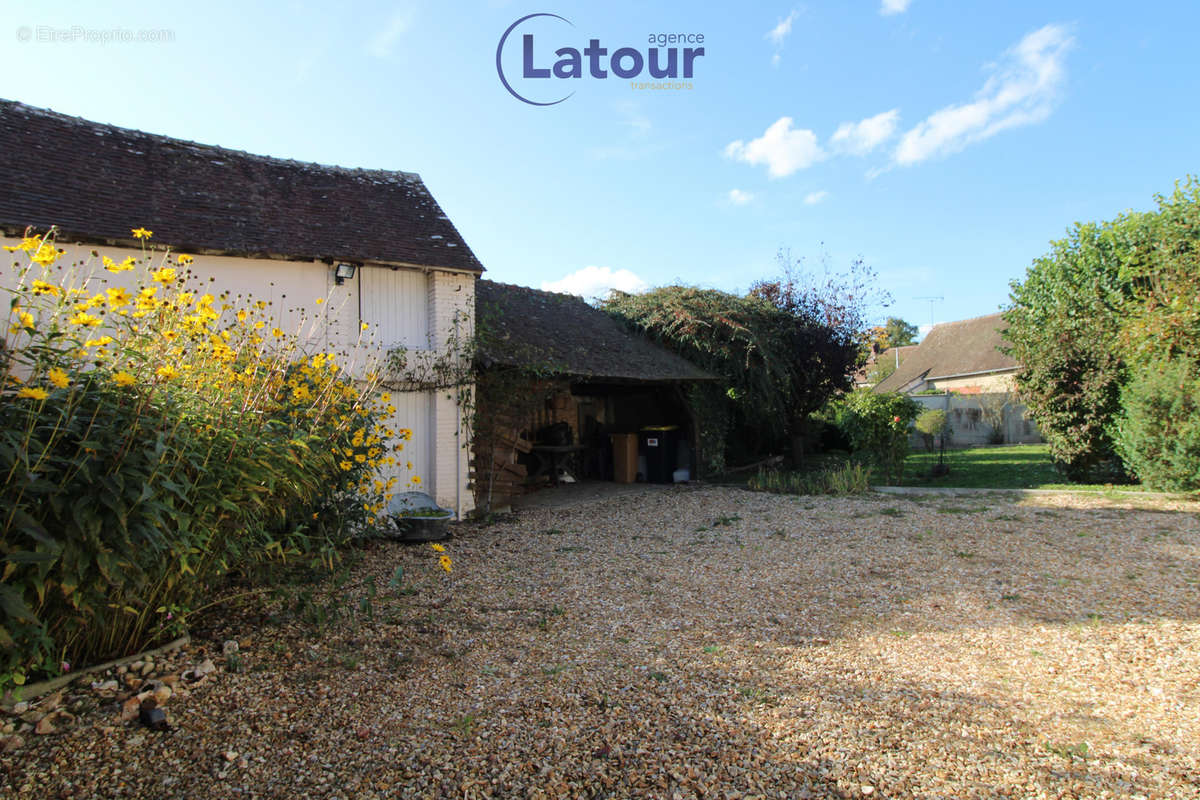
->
[2,235,475,516]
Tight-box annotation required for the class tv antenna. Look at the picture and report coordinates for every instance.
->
[914,295,944,331]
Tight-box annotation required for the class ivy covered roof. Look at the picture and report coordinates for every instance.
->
[476,280,715,383]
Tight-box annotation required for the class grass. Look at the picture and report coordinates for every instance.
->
[893,444,1155,492]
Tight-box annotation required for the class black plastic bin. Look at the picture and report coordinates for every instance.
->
[640,425,680,484]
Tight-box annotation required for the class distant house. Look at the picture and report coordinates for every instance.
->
[854,344,918,388]
[873,313,1019,395]
[0,99,481,516]
[473,280,714,507]
[872,313,1040,446]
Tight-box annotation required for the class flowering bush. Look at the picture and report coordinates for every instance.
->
[1,227,418,689]
[833,390,921,484]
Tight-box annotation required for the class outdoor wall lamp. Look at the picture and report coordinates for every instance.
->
[334,263,357,285]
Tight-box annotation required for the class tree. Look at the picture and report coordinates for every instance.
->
[1004,176,1200,482]
[881,317,919,349]
[1003,215,1145,480]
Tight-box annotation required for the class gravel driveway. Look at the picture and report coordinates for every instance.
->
[4,486,1199,799]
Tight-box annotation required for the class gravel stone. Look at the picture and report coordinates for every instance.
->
[2,486,1198,798]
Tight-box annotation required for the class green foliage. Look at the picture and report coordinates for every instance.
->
[1005,177,1200,481]
[604,252,880,467]
[914,408,949,452]
[881,317,918,348]
[0,231,407,690]
[747,462,870,495]
[1113,359,1200,491]
[834,390,920,484]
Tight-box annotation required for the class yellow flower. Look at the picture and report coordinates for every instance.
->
[112,371,137,387]
[253,320,265,330]
[405,461,413,470]
[47,368,69,389]
[16,387,48,400]
[68,312,102,327]
[272,327,284,338]
[85,335,115,347]
[155,365,178,380]
[430,543,446,553]
[438,555,452,573]
[10,309,34,333]
[162,330,179,342]
[31,244,62,266]
[339,460,353,471]
[105,256,136,273]
[177,254,194,265]
[354,453,366,463]
[3,236,40,253]
[105,287,132,308]
[131,227,153,239]
[360,322,369,331]
[31,280,61,297]
[411,475,421,485]
[151,267,176,284]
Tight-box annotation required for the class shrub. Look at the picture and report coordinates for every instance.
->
[835,390,921,484]
[914,409,949,452]
[1004,177,1200,481]
[0,228,417,690]
[1113,359,1200,492]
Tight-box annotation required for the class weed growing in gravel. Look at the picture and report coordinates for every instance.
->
[1044,741,1089,760]
[954,551,976,559]
[938,505,986,514]
[702,645,724,655]
[748,462,870,496]
[879,507,904,517]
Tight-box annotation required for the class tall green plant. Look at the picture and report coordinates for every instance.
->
[1,228,414,689]
[835,390,920,484]
[1113,359,1200,492]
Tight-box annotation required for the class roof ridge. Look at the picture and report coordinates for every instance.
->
[0,98,423,182]
[930,311,1007,328]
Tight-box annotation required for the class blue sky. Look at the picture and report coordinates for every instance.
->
[2,1,1198,335]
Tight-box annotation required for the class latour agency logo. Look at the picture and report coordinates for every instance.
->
[496,12,705,106]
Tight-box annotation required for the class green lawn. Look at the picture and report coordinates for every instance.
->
[895,443,1150,492]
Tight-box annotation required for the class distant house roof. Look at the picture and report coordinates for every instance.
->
[873,312,1018,393]
[854,344,918,386]
[476,280,715,383]
[0,99,483,272]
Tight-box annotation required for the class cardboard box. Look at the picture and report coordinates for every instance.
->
[610,433,638,484]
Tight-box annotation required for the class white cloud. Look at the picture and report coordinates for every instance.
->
[728,189,755,206]
[725,117,825,178]
[803,190,828,205]
[893,24,1073,166]
[880,0,912,16]
[766,10,799,67]
[541,266,649,301]
[766,10,799,46]
[367,6,415,58]
[831,109,900,155]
